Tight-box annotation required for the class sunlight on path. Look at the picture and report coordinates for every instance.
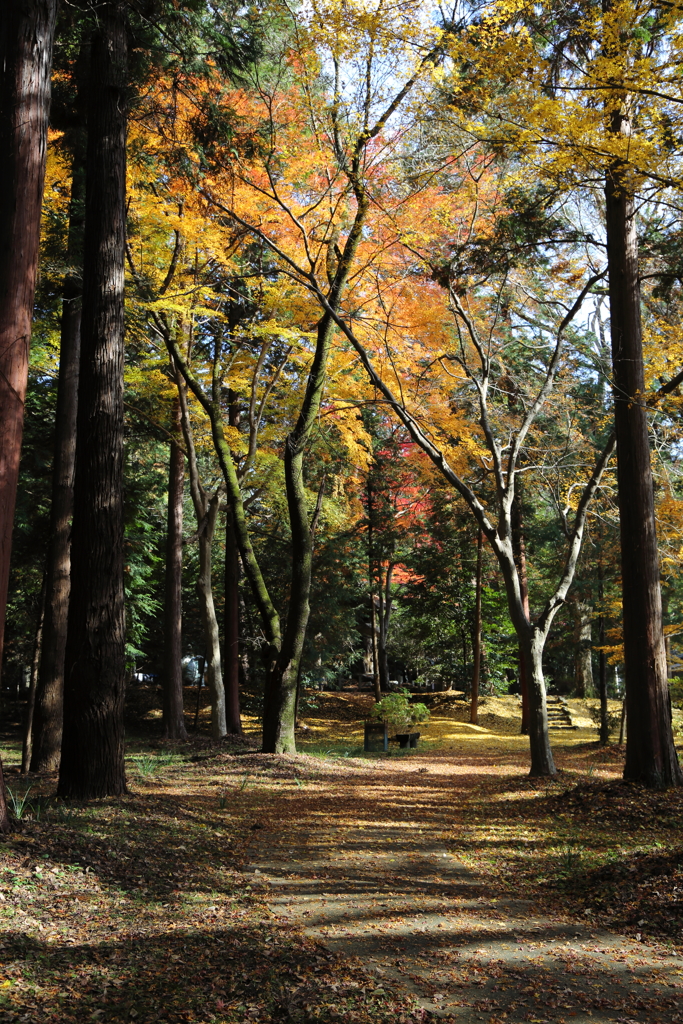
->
[247,757,683,1023]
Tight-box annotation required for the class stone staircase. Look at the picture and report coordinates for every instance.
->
[546,695,577,730]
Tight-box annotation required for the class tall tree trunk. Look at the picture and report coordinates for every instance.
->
[163,390,187,740]
[177,375,227,740]
[0,0,56,830]
[471,527,483,725]
[262,312,335,753]
[0,0,56,672]
[367,477,381,701]
[30,134,85,773]
[379,562,394,693]
[58,4,128,799]
[605,124,682,787]
[223,391,242,734]
[224,509,242,734]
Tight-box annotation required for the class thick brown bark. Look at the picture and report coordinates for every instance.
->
[0,0,56,676]
[163,392,187,740]
[58,5,128,799]
[0,0,56,831]
[30,139,85,773]
[470,528,483,725]
[605,148,682,788]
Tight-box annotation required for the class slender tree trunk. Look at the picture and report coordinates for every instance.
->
[0,0,56,829]
[58,5,128,799]
[605,130,682,787]
[30,135,85,773]
[163,391,187,740]
[598,563,609,745]
[367,477,381,701]
[471,527,483,725]
[377,563,393,693]
[176,377,227,740]
[511,493,530,734]
[619,698,626,745]
[21,576,46,773]
[223,391,242,734]
[197,496,227,740]
[224,509,242,734]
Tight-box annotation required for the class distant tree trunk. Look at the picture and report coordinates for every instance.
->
[572,598,594,698]
[0,0,56,828]
[30,135,85,773]
[367,477,381,701]
[21,575,46,773]
[58,4,128,799]
[471,527,483,725]
[224,509,242,734]
[377,562,393,693]
[197,495,226,740]
[223,391,242,734]
[619,698,626,745]
[597,563,609,745]
[163,390,187,740]
[511,493,530,734]
[605,120,682,787]
[177,376,227,740]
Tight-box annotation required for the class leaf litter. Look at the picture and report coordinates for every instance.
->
[0,690,682,1022]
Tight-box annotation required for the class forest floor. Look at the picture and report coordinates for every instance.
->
[0,688,681,1023]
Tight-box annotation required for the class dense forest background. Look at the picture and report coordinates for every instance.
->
[2,0,683,804]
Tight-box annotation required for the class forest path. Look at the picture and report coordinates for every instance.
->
[245,751,683,1023]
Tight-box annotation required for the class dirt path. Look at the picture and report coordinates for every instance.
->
[245,753,683,1023]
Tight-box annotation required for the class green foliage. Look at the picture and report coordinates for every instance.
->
[370,689,430,732]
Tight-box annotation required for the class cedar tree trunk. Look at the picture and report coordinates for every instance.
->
[30,140,85,772]
[605,143,682,788]
[0,0,56,670]
[58,5,128,799]
[0,0,56,830]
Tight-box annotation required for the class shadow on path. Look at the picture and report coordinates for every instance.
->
[248,758,683,1023]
